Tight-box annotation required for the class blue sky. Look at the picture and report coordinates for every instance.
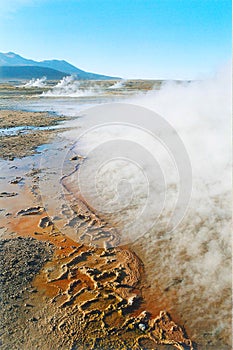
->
[0,0,231,79]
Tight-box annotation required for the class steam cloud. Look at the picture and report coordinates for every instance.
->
[129,63,232,344]
[23,76,47,88]
[38,63,231,346]
[63,64,231,345]
[42,76,102,97]
[108,80,126,89]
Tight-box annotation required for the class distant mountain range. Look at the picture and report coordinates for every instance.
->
[0,52,120,80]
[0,66,69,80]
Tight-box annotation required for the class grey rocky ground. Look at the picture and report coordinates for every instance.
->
[0,237,54,349]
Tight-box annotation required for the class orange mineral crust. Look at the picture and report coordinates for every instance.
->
[1,178,194,349]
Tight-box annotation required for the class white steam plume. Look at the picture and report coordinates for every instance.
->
[42,75,102,97]
[128,63,232,346]
[108,80,126,89]
[23,76,47,88]
[64,63,231,346]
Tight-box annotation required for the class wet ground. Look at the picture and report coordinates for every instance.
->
[0,109,73,159]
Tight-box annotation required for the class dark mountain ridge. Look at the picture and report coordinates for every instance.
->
[0,52,120,80]
[0,66,69,80]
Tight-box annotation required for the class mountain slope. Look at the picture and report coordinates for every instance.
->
[0,66,69,80]
[0,52,120,80]
[38,60,85,75]
[0,52,36,66]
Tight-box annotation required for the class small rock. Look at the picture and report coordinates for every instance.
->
[70,155,78,161]
[29,317,38,322]
[138,323,146,331]
[38,216,52,228]
[17,206,44,216]
[24,303,34,307]
[70,154,86,161]
[128,295,138,306]
[0,192,18,197]
[9,177,23,184]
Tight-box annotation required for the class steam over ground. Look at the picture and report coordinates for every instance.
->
[65,64,231,346]
[131,64,232,345]
[23,76,47,88]
[42,76,102,97]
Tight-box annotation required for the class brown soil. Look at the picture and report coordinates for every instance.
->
[0,130,60,159]
[0,110,68,128]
